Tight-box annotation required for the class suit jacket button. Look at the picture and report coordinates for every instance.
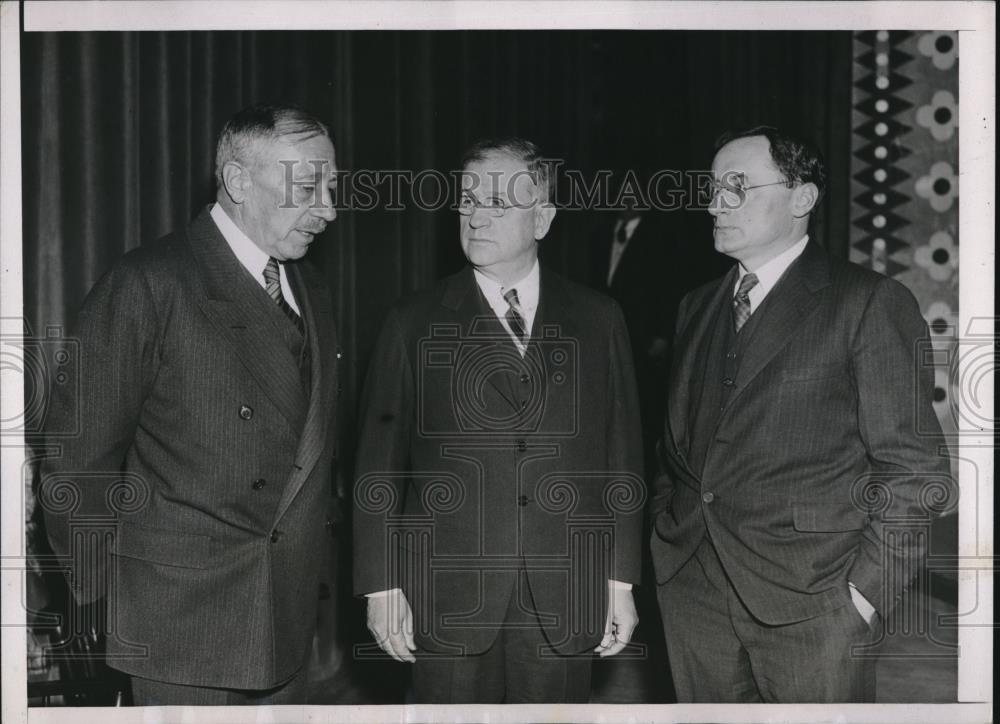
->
[702,492,715,504]
[270,530,281,543]
[517,495,529,506]
[722,378,735,387]
[252,478,266,490]
[519,373,530,384]
[516,439,527,451]
[239,405,253,420]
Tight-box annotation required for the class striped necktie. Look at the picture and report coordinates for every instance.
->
[732,272,759,333]
[503,288,528,345]
[263,257,305,336]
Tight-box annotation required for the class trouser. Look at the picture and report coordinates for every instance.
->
[129,668,306,706]
[657,536,879,703]
[412,574,593,704]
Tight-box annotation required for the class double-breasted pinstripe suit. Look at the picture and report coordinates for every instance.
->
[40,208,339,690]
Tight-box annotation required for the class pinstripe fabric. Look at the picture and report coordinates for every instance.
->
[40,208,339,690]
[650,242,947,700]
[652,241,949,624]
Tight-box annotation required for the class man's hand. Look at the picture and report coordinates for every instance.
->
[594,586,638,657]
[366,589,416,663]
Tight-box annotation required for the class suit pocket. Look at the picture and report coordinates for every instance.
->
[792,502,867,533]
[112,522,215,569]
[780,362,845,382]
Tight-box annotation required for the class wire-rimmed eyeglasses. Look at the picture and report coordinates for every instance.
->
[457,193,537,217]
[707,175,792,204]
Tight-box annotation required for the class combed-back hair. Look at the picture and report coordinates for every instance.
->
[215,102,331,188]
[715,125,827,205]
[461,137,556,203]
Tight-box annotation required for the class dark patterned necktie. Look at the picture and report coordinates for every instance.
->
[732,272,759,333]
[263,257,305,336]
[503,288,528,345]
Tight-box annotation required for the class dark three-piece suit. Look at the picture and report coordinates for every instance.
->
[650,241,949,701]
[353,265,644,698]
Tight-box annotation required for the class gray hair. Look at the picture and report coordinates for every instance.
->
[461,137,556,203]
[214,102,331,188]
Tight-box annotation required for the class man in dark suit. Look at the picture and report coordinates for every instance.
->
[593,203,729,472]
[593,208,671,461]
[39,103,340,705]
[651,126,949,702]
[353,138,645,703]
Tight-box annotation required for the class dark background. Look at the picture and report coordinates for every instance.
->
[21,30,853,453]
[21,29,854,702]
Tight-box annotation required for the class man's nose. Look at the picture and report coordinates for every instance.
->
[468,207,491,228]
[313,186,337,222]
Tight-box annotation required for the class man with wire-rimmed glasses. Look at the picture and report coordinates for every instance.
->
[353,137,644,703]
[650,126,948,702]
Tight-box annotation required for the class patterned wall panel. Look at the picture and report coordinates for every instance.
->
[850,30,959,439]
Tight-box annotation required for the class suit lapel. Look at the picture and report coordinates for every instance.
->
[728,242,830,403]
[534,266,579,343]
[187,209,307,430]
[273,260,337,524]
[530,268,579,430]
[668,266,737,459]
[442,268,522,414]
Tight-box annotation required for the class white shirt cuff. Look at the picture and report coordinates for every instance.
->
[608,579,632,591]
[848,581,877,622]
[365,588,402,598]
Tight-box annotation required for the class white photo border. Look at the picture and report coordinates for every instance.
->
[2,2,994,723]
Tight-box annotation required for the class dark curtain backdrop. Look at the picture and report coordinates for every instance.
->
[21,29,851,697]
[22,30,852,442]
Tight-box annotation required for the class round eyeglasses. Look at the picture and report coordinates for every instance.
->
[457,194,511,217]
[707,176,792,209]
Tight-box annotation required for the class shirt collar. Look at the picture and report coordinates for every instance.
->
[614,215,642,244]
[736,235,809,301]
[210,203,271,280]
[473,259,540,318]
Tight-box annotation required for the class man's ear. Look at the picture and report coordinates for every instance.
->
[534,203,557,240]
[791,182,819,218]
[221,161,251,204]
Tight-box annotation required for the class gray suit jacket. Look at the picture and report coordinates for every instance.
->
[650,242,950,624]
[39,208,339,689]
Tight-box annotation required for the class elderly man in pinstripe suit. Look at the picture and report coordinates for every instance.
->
[650,126,949,702]
[40,103,340,705]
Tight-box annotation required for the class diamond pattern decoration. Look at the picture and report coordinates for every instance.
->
[849,30,916,276]
[854,94,913,118]
[853,187,909,212]
[850,30,959,450]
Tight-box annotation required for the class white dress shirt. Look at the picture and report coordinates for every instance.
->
[473,260,540,356]
[732,235,808,313]
[210,203,300,314]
